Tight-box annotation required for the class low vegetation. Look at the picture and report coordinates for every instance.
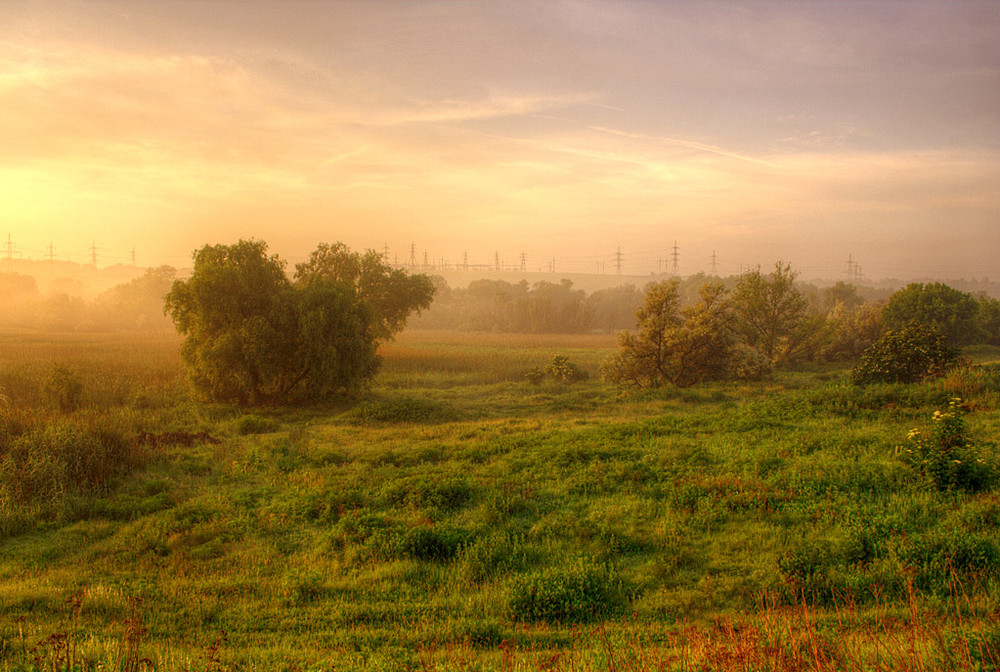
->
[1,328,999,669]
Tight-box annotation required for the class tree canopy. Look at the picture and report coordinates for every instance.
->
[730,262,816,365]
[164,240,433,404]
[602,280,754,388]
[293,243,435,342]
[882,282,981,347]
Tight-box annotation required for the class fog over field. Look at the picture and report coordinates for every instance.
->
[1,1,998,279]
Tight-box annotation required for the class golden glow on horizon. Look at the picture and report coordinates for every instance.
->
[1,2,997,278]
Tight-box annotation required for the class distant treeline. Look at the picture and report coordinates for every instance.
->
[2,262,1000,348]
[0,266,177,331]
[412,278,643,333]
[411,274,896,335]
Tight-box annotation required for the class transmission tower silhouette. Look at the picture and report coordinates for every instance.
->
[613,247,623,275]
[90,242,98,266]
[670,241,680,276]
[710,250,719,275]
[4,234,15,262]
[845,254,863,283]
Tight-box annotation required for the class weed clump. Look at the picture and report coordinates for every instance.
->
[403,525,469,561]
[525,355,588,386]
[233,413,277,435]
[898,398,995,492]
[506,559,634,622]
[347,396,460,425]
[524,367,545,385]
[43,365,84,412]
[544,355,588,384]
[0,411,143,505]
[901,529,1000,594]
[461,532,529,584]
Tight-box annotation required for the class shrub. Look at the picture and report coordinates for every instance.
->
[43,365,84,412]
[898,398,995,492]
[726,344,773,382]
[506,559,634,622]
[852,322,958,385]
[544,355,588,384]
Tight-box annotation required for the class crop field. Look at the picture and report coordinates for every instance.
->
[1,330,999,670]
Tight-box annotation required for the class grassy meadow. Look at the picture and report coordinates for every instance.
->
[1,329,1000,670]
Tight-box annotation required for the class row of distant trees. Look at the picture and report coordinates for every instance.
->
[414,278,646,333]
[414,273,903,335]
[0,266,178,332]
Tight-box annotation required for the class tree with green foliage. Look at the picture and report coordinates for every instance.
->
[976,295,1000,346]
[603,280,736,388]
[822,281,864,312]
[730,262,815,365]
[821,301,884,361]
[165,240,431,405]
[293,242,435,342]
[94,265,177,330]
[851,321,958,385]
[882,282,981,347]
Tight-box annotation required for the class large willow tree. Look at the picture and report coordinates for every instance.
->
[165,240,433,405]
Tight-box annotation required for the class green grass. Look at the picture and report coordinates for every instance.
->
[1,329,999,670]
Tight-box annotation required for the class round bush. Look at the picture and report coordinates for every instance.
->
[852,322,958,385]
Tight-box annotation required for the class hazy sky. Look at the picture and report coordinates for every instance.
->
[2,1,998,279]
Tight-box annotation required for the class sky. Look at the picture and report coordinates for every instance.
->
[1,1,998,280]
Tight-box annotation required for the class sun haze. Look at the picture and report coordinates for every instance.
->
[1,1,997,280]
